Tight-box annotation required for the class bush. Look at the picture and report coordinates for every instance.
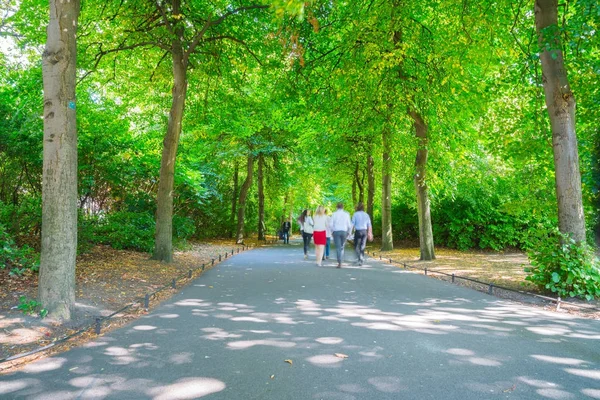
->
[173,215,196,240]
[0,198,42,248]
[93,212,155,252]
[391,203,418,241]
[0,223,39,274]
[525,228,600,300]
[430,195,556,251]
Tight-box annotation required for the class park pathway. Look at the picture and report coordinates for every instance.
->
[1,241,600,399]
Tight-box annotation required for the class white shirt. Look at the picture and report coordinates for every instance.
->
[313,214,328,231]
[330,209,352,233]
[325,216,332,238]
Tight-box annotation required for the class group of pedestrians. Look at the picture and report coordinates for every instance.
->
[290,202,373,268]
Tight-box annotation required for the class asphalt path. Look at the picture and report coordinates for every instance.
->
[1,240,600,400]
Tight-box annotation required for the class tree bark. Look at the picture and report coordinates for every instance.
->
[367,154,375,219]
[381,125,393,251]
[352,170,357,208]
[38,0,80,321]
[236,154,254,244]
[409,110,435,260]
[152,39,188,262]
[257,153,265,240]
[355,162,365,205]
[229,160,239,238]
[535,0,586,242]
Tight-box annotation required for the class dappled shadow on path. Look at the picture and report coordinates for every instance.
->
[1,257,600,399]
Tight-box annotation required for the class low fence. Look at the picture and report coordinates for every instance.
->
[0,239,278,365]
[367,250,600,314]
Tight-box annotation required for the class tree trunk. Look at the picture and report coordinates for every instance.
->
[367,154,375,219]
[410,110,435,260]
[38,0,80,321]
[535,0,586,242]
[153,42,188,262]
[381,125,393,251]
[257,153,265,240]
[355,162,365,205]
[236,154,254,244]
[229,160,239,238]
[352,170,357,208]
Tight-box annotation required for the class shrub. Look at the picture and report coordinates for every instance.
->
[93,212,155,252]
[17,296,47,317]
[525,228,600,300]
[0,198,42,248]
[0,223,39,274]
[173,214,196,240]
[391,203,418,241]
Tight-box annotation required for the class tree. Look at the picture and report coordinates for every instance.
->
[229,160,239,238]
[236,153,254,244]
[367,153,375,219]
[153,1,267,262]
[257,153,265,240]
[534,0,586,242]
[381,123,394,251]
[38,0,80,320]
[410,110,435,260]
[86,0,268,261]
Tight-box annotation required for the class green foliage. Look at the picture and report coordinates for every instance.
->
[93,212,156,253]
[0,223,39,273]
[525,229,600,300]
[0,0,597,259]
[173,215,196,241]
[0,198,42,248]
[391,204,418,241]
[430,195,551,251]
[17,296,47,318]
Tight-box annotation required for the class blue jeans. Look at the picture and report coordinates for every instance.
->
[333,231,348,264]
[282,230,289,244]
[325,237,331,257]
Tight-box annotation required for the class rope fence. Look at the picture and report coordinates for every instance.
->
[0,240,277,365]
[367,250,600,314]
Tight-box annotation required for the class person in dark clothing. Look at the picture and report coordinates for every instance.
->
[281,219,291,244]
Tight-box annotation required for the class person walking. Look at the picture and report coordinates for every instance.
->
[351,202,373,266]
[281,219,291,244]
[330,202,353,268]
[324,208,332,260]
[299,209,314,259]
[296,213,304,238]
[312,206,328,266]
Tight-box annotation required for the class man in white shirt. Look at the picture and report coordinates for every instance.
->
[330,202,353,268]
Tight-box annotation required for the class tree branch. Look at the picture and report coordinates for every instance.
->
[186,4,269,58]
[199,35,263,65]
[154,0,175,36]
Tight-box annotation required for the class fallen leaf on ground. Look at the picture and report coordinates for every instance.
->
[334,353,349,359]
[503,384,516,393]
[284,359,293,365]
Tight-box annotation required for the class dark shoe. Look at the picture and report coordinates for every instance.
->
[337,263,341,268]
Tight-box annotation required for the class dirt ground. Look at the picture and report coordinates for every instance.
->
[1,237,598,374]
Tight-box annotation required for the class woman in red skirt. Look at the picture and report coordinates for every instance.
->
[312,205,328,266]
